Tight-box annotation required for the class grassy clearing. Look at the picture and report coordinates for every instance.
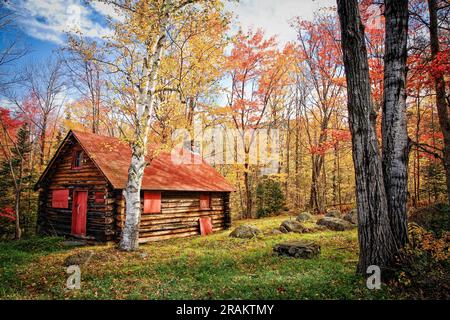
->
[0,215,392,300]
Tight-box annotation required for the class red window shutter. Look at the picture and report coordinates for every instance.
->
[94,192,105,204]
[199,217,213,236]
[144,192,161,213]
[52,189,69,208]
[199,194,211,210]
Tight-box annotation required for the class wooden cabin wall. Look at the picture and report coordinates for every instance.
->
[115,191,232,243]
[37,138,116,241]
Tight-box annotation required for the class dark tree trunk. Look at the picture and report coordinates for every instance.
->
[336,0,398,273]
[39,116,47,168]
[382,0,410,249]
[14,188,21,240]
[295,103,301,208]
[428,0,450,206]
[243,161,252,218]
[309,155,320,212]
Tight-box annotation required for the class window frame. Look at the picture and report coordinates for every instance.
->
[72,149,84,170]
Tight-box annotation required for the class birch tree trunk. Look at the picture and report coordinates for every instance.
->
[382,0,410,249]
[119,16,168,251]
[428,0,450,206]
[336,0,398,273]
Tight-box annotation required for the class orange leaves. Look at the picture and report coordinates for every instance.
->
[227,28,291,128]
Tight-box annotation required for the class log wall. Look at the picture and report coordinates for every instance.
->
[37,137,116,241]
[115,191,232,243]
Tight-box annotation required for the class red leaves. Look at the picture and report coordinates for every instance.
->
[0,107,23,132]
[309,129,351,155]
[0,207,16,221]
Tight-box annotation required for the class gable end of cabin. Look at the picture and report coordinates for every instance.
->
[36,134,115,241]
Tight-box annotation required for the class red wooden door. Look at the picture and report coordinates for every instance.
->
[71,191,88,236]
[199,217,213,236]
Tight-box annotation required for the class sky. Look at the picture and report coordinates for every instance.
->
[0,0,335,106]
[1,0,336,58]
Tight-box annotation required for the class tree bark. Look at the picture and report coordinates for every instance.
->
[120,13,168,251]
[14,187,21,240]
[337,0,398,273]
[39,115,47,168]
[428,0,450,205]
[382,0,410,249]
[243,160,252,218]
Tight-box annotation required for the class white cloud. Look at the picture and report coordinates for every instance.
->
[89,1,126,22]
[225,0,336,45]
[5,0,336,46]
[5,0,113,45]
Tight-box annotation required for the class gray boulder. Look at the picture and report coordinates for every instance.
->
[343,209,358,225]
[273,241,320,259]
[271,229,283,235]
[280,220,307,233]
[296,212,314,222]
[316,217,355,231]
[325,210,341,218]
[229,224,262,239]
[308,225,328,233]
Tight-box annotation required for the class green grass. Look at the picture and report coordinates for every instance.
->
[0,215,392,300]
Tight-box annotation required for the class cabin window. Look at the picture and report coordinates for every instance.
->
[52,189,69,208]
[94,192,105,204]
[199,194,211,210]
[143,192,161,214]
[72,150,84,169]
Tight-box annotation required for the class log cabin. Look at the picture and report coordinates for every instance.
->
[35,130,234,243]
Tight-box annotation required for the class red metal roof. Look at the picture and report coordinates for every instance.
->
[70,130,235,192]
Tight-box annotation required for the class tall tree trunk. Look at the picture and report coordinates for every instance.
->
[382,0,410,249]
[295,105,300,208]
[414,91,421,207]
[285,116,291,199]
[428,0,450,205]
[333,144,338,205]
[14,188,21,240]
[121,142,147,250]
[39,115,47,168]
[337,0,398,273]
[120,17,168,251]
[243,161,252,218]
[309,155,321,212]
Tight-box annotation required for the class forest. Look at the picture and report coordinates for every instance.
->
[0,0,449,300]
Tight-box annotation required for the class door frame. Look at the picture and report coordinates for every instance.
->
[71,189,88,237]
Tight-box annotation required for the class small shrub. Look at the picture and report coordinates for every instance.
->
[409,203,450,237]
[256,207,271,218]
[256,177,285,218]
[390,223,450,299]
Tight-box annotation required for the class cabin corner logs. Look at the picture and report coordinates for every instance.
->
[36,135,232,243]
